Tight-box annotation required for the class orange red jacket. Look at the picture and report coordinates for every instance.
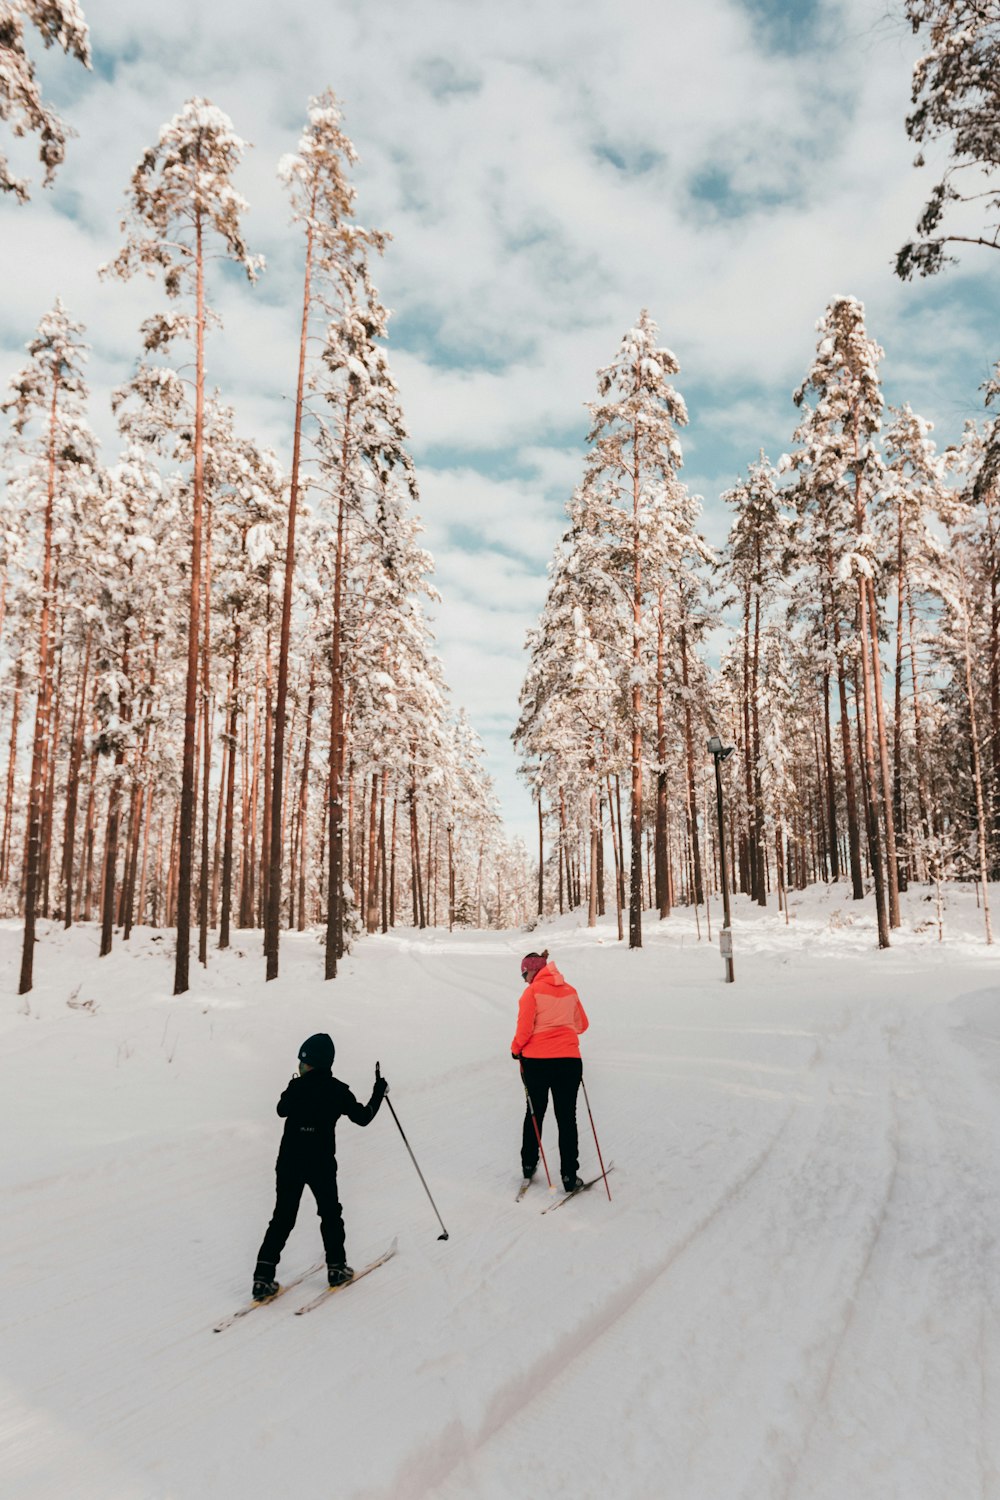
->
[511,961,589,1059]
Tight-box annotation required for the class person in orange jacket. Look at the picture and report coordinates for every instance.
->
[511,949,589,1191]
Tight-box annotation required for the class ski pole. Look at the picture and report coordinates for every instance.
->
[581,1074,612,1201]
[379,1067,449,1241]
[519,1059,553,1189]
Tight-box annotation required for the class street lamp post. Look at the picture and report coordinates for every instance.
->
[707,736,736,983]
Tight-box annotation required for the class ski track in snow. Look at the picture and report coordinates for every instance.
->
[1,891,1000,1500]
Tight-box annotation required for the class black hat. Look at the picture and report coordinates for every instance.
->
[298,1033,335,1070]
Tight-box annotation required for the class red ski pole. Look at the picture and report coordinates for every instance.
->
[519,1061,553,1189]
[581,1075,611,1201]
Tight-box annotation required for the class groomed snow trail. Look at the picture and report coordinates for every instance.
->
[1,887,999,1499]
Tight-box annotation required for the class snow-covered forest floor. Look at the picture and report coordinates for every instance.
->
[3,883,1000,1499]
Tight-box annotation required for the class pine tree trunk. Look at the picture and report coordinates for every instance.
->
[295,660,314,933]
[866,575,901,926]
[606,772,624,942]
[828,555,865,899]
[260,606,273,934]
[654,587,669,917]
[198,505,214,967]
[822,669,840,881]
[366,770,379,932]
[957,560,993,943]
[61,629,90,928]
[628,413,643,950]
[389,793,398,929]
[325,407,353,979]
[856,576,890,948]
[266,211,315,978]
[219,619,240,950]
[447,817,454,932]
[2,658,23,886]
[380,771,389,934]
[174,207,206,995]
[893,512,908,894]
[41,588,63,918]
[537,792,544,916]
[680,612,704,906]
[19,372,60,995]
[741,582,755,896]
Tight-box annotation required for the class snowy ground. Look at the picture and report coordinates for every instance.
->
[2,882,999,1500]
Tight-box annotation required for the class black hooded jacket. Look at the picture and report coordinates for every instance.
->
[275,1069,384,1165]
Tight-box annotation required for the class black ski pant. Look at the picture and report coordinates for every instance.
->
[255,1157,346,1273]
[520,1055,583,1182]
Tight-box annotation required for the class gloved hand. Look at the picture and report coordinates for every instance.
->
[511,1052,521,1062]
[373,1060,389,1100]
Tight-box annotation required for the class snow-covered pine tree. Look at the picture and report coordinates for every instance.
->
[103,98,263,995]
[265,90,386,978]
[2,299,97,992]
[721,455,789,905]
[0,0,91,201]
[879,405,957,889]
[790,296,896,947]
[312,263,416,974]
[579,310,690,948]
[898,1,1000,278]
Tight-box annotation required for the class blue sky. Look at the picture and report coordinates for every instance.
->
[4,0,999,846]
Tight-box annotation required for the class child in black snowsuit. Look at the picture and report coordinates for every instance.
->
[252,1032,387,1300]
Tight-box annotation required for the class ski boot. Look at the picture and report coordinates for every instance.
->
[327,1262,355,1288]
[561,1175,584,1193]
[252,1261,279,1301]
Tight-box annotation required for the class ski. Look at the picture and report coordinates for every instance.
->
[515,1177,535,1202]
[213,1260,325,1332]
[541,1164,615,1214]
[294,1240,398,1315]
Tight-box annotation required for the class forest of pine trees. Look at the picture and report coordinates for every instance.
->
[1,84,529,995]
[516,298,1000,950]
[5,0,1000,992]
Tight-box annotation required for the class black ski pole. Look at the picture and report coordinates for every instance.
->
[379,1066,449,1241]
[581,1074,612,1202]
[519,1059,553,1188]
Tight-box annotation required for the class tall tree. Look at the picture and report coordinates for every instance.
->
[265,90,384,979]
[2,300,96,992]
[103,98,262,995]
[580,310,690,948]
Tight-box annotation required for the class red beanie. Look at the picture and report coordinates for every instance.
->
[520,950,548,981]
